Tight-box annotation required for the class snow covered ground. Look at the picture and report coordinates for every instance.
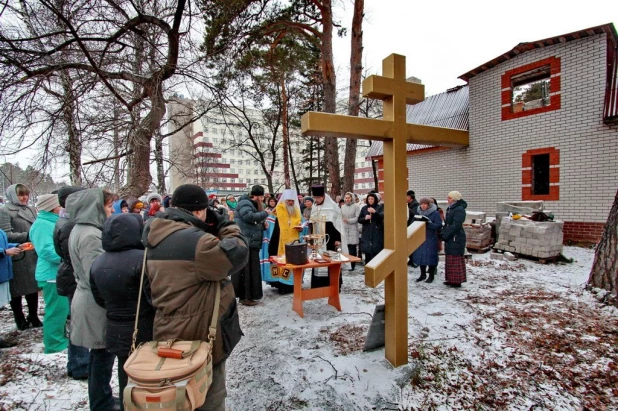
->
[1,245,616,410]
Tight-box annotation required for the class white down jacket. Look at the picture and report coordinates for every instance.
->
[340,202,360,245]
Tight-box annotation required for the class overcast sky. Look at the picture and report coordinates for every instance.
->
[4,0,617,181]
[332,0,617,96]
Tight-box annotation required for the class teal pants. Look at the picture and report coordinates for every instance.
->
[38,281,70,354]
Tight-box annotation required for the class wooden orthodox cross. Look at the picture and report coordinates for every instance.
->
[301,54,469,366]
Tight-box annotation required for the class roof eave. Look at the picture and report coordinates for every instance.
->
[458,23,618,83]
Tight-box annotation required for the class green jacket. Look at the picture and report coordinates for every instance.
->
[30,211,61,282]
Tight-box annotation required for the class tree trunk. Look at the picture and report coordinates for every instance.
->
[289,140,300,195]
[281,74,291,189]
[587,188,618,306]
[320,0,340,197]
[371,159,379,191]
[342,0,364,195]
[113,107,121,192]
[154,129,166,195]
[119,86,165,197]
[58,69,82,186]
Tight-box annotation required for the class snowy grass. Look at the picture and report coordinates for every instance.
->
[0,246,616,410]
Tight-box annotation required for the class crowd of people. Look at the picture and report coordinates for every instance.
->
[0,180,468,410]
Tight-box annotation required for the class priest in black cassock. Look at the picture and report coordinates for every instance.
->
[309,185,345,289]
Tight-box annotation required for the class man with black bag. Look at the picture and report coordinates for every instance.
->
[142,184,249,411]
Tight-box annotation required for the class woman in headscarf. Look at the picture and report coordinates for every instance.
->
[412,197,443,283]
[302,197,314,222]
[265,196,277,213]
[0,184,40,330]
[226,195,238,214]
[441,191,468,288]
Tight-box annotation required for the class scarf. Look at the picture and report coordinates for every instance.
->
[226,199,237,210]
[416,203,437,217]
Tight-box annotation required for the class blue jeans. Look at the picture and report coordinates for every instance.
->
[88,348,116,411]
[67,342,90,378]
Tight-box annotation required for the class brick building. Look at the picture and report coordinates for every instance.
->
[367,23,618,243]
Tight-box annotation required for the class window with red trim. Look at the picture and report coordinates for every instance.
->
[502,57,561,121]
[522,148,560,201]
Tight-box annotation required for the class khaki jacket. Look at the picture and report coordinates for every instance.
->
[143,208,248,364]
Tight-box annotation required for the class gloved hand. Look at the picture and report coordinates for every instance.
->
[205,206,225,234]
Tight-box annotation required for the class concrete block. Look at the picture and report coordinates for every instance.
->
[465,211,487,224]
[490,252,504,261]
[504,252,517,261]
[520,246,533,255]
[496,201,545,214]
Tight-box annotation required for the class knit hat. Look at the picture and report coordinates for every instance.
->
[58,186,85,208]
[303,196,314,204]
[172,184,209,211]
[419,197,431,205]
[311,185,325,197]
[37,194,60,212]
[250,185,265,196]
[448,191,462,201]
[146,193,162,204]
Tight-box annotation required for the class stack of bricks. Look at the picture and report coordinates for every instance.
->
[464,224,493,250]
[494,217,564,259]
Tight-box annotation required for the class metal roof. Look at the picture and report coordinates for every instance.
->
[365,84,469,158]
[459,23,618,82]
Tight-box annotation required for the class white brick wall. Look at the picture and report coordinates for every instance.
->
[407,34,618,223]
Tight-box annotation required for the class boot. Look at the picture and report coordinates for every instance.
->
[15,312,30,331]
[425,266,436,283]
[416,265,427,282]
[25,293,41,327]
[10,297,30,331]
[27,315,43,328]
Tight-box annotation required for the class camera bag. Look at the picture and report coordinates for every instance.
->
[123,251,220,411]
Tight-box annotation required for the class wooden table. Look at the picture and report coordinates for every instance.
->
[270,254,361,318]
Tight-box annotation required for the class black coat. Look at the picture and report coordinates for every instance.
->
[90,213,154,356]
[441,199,468,256]
[53,217,77,298]
[407,199,419,226]
[359,198,384,256]
[234,194,267,249]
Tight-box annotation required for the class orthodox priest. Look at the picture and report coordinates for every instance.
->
[263,189,306,294]
[309,185,344,289]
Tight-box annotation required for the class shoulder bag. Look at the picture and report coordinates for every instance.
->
[123,251,219,411]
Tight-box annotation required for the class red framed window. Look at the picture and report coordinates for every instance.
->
[502,57,561,121]
[522,147,560,201]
